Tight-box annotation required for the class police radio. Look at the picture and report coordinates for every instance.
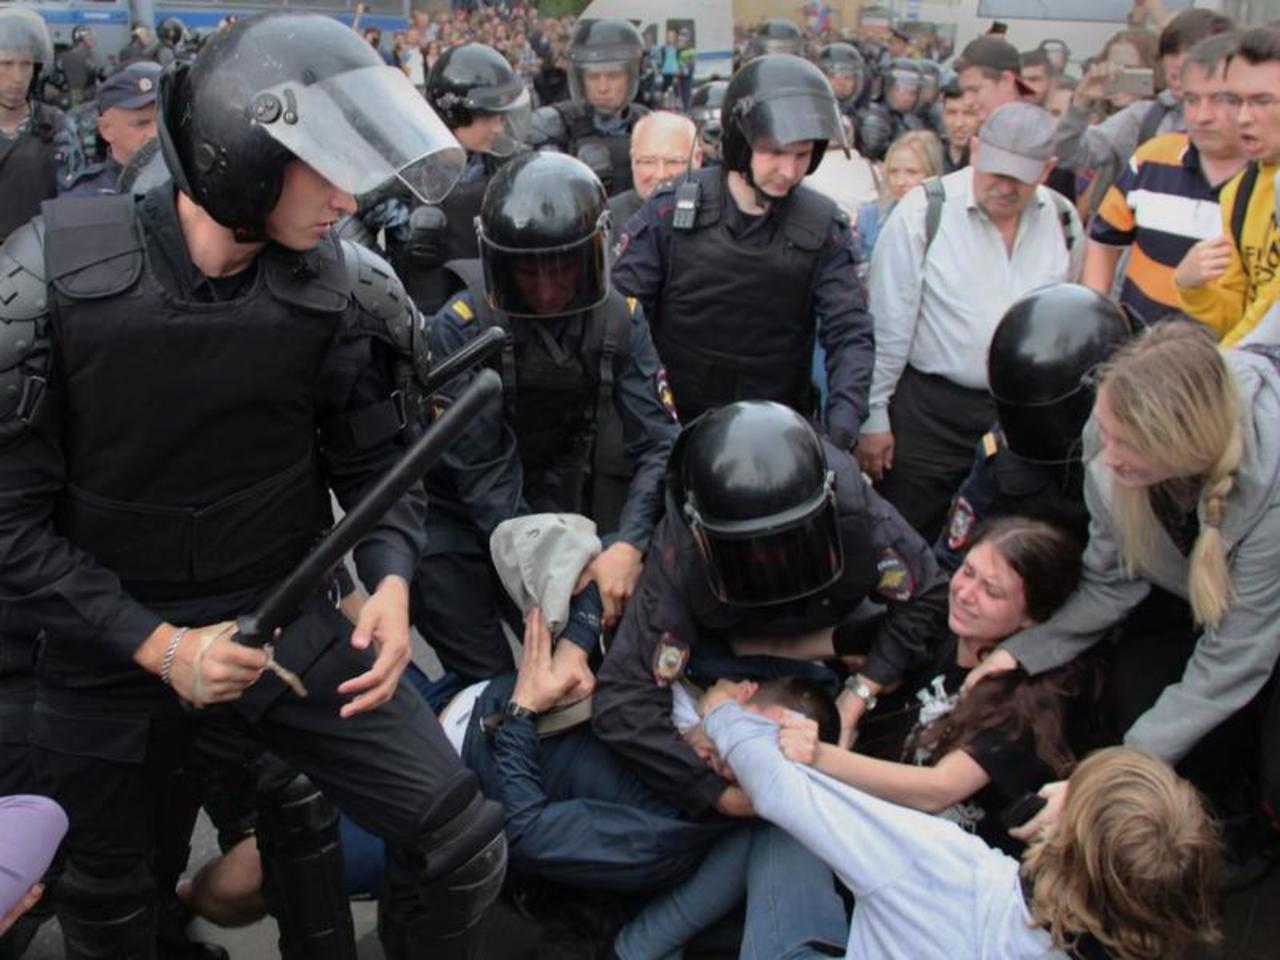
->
[671,131,702,232]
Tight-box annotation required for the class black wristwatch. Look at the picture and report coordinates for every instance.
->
[505,701,537,723]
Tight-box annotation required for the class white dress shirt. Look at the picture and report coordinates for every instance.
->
[862,168,1084,434]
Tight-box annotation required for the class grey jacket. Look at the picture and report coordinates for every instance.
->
[1052,91,1184,173]
[1003,348,1280,763]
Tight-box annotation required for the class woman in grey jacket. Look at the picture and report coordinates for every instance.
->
[968,322,1280,818]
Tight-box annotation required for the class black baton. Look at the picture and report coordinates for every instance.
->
[235,352,504,647]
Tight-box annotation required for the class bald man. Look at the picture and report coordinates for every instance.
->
[608,111,702,238]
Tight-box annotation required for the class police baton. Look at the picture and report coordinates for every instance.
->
[235,327,506,651]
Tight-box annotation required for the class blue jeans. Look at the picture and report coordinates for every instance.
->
[614,822,847,960]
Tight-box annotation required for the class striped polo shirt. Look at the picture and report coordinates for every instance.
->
[1089,133,1231,325]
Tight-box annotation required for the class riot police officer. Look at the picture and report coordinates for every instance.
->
[859,57,925,161]
[382,41,530,315]
[687,79,727,165]
[916,58,944,132]
[0,13,505,959]
[414,151,678,681]
[743,18,805,61]
[936,284,1133,572]
[592,402,949,814]
[59,24,102,105]
[817,41,871,136]
[613,53,874,450]
[0,5,83,242]
[155,17,187,65]
[528,18,649,197]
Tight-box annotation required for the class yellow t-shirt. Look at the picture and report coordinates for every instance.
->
[1178,162,1280,344]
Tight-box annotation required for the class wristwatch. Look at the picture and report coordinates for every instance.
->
[505,701,537,723]
[843,674,879,711]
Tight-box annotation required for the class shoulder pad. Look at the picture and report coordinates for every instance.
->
[0,219,53,431]
[528,105,566,144]
[0,219,49,321]
[342,239,409,326]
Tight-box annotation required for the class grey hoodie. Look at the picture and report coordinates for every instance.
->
[1002,348,1280,763]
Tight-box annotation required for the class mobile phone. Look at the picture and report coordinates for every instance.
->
[999,791,1048,830]
[1105,67,1155,98]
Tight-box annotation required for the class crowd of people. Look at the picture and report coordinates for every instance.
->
[0,2,1278,959]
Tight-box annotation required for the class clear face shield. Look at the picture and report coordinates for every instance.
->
[885,70,921,111]
[0,8,53,67]
[823,63,864,102]
[254,64,466,204]
[477,218,610,319]
[568,58,640,114]
[466,81,531,157]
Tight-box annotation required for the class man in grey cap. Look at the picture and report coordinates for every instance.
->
[64,60,160,197]
[857,101,1084,540]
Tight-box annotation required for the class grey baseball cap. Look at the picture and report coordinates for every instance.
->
[974,101,1055,184]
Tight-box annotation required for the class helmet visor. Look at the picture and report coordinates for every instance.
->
[469,83,532,157]
[478,226,609,318]
[750,38,803,58]
[568,60,640,113]
[739,88,848,151]
[693,493,844,607]
[257,65,465,204]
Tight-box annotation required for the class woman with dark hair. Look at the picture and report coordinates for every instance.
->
[762,516,1090,855]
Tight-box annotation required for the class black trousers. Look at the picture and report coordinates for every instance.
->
[878,366,995,543]
[29,597,474,924]
[411,544,517,683]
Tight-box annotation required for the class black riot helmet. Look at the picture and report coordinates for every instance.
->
[882,57,922,110]
[157,17,186,47]
[689,79,728,151]
[721,54,847,178]
[156,12,465,242]
[745,19,804,60]
[566,18,643,116]
[988,284,1132,465]
[916,59,941,101]
[427,43,531,156]
[0,5,54,94]
[477,152,609,319]
[71,23,94,46]
[817,42,867,102]
[671,402,844,607]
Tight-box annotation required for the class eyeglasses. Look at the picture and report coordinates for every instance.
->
[633,156,691,171]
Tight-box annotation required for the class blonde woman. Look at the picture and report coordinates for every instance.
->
[969,322,1280,825]
[855,129,944,260]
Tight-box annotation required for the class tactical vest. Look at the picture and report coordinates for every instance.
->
[0,103,60,242]
[657,169,836,422]
[553,101,648,197]
[444,259,630,511]
[42,195,348,601]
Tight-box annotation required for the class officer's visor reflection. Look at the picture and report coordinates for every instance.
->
[513,254,582,315]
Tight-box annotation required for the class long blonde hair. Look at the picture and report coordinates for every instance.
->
[1024,747,1221,960]
[878,130,945,208]
[1098,322,1242,627]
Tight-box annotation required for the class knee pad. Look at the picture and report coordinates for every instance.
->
[57,862,155,960]
[380,777,507,959]
[256,772,356,960]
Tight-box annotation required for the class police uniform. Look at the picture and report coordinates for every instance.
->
[413,271,679,681]
[0,188,501,960]
[528,100,650,197]
[0,103,83,241]
[857,101,926,162]
[613,166,874,448]
[934,429,1088,574]
[591,438,949,816]
[62,156,123,197]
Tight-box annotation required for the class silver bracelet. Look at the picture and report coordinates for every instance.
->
[160,627,190,688]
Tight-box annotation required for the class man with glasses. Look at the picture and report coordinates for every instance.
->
[1177,25,1280,344]
[608,111,702,236]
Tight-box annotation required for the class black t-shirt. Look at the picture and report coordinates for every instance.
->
[905,637,1055,856]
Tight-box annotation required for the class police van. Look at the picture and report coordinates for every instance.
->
[578,0,735,81]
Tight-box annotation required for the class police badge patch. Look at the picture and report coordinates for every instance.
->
[651,632,690,686]
[875,549,915,602]
[946,496,976,551]
[655,366,679,421]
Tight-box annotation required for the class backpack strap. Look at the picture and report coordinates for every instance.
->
[922,177,945,255]
[1136,99,1171,148]
[1231,162,1260,256]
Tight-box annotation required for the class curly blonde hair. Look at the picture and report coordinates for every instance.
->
[1098,322,1242,627]
[1024,747,1221,960]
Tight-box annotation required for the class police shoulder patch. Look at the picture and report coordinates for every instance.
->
[451,298,475,323]
[875,549,915,602]
[655,366,679,422]
[946,496,976,552]
[982,432,998,458]
[651,632,690,687]
[613,232,631,261]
